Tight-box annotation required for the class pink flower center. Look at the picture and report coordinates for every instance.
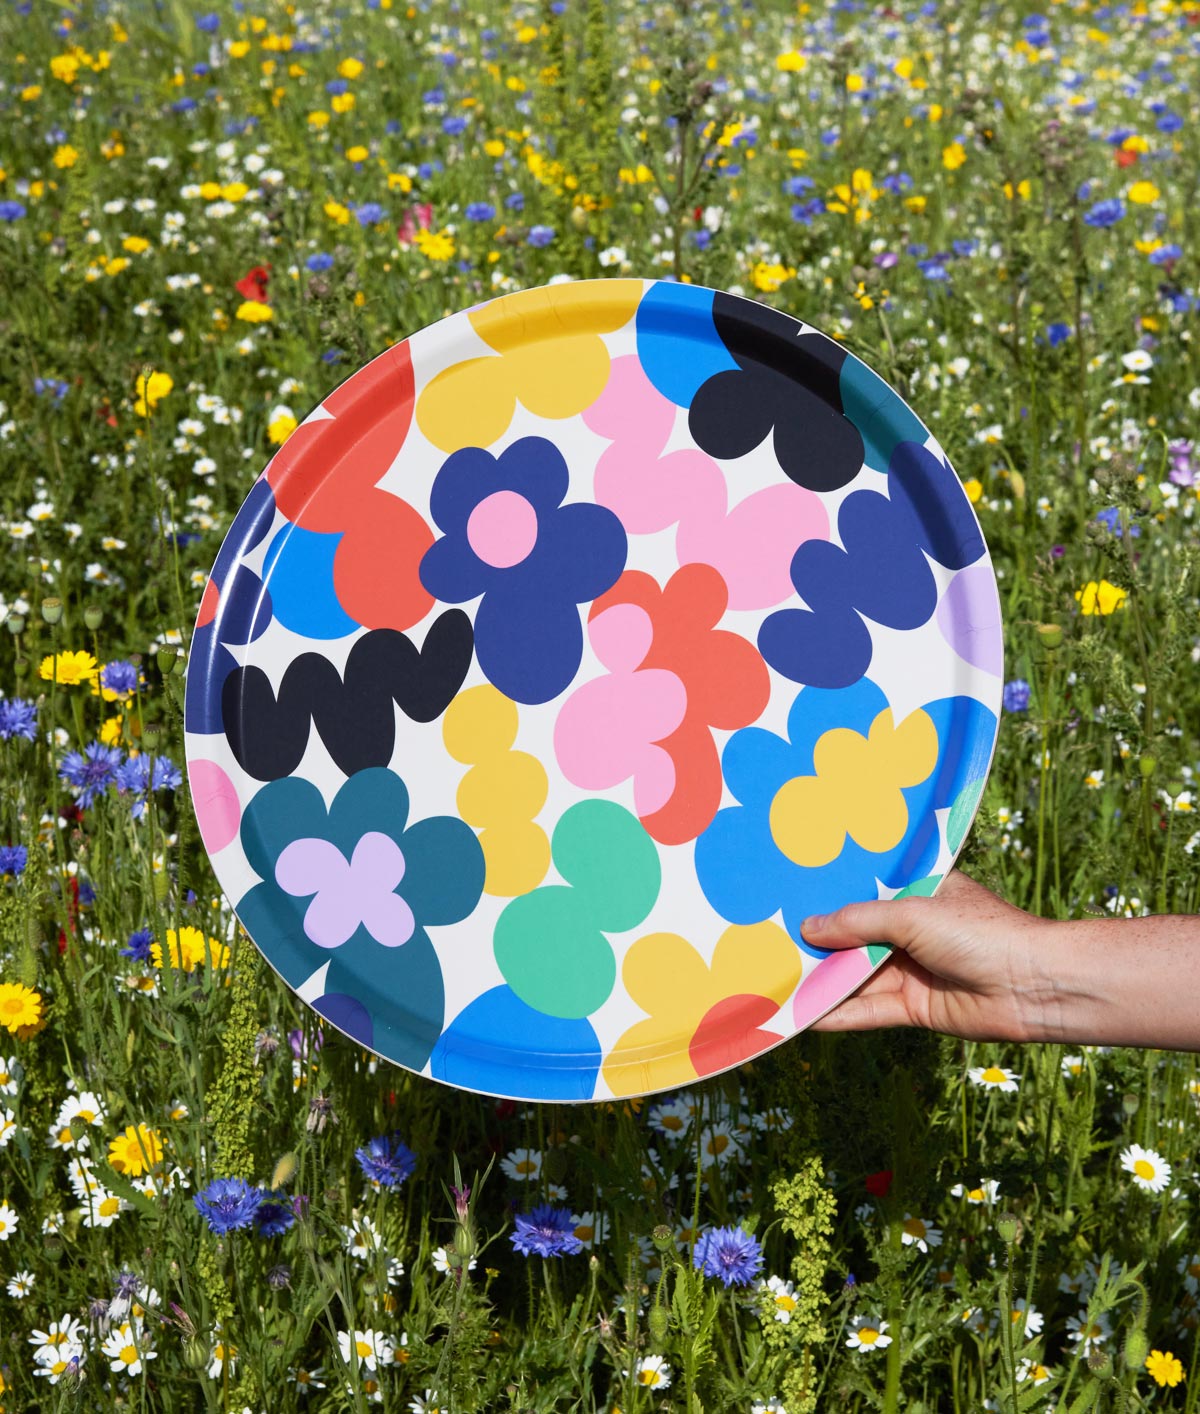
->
[467,490,538,568]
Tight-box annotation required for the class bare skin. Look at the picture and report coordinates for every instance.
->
[803,868,1200,1053]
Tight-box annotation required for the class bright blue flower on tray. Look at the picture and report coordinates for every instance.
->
[419,436,627,704]
[236,768,484,1071]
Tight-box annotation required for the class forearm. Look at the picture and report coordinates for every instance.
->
[1021,913,1200,1051]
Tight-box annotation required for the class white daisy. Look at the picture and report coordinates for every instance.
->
[630,1354,672,1388]
[569,1211,609,1250]
[1017,1357,1053,1385]
[30,1313,85,1361]
[101,1321,156,1376]
[846,1317,892,1351]
[340,1214,384,1259]
[432,1246,476,1274]
[337,1328,393,1372]
[1061,1054,1086,1078]
[759,1274,799,1324]
[950,1179,1000,1205]
[1066,1310,1112,1354]
[968,1064,1020,1092]
[0,1199,19,1240]
[900,1215,943,1253]
[699,1119,741,1168]
[0,1108,17,1147]
[499,1148,542,1182]
[33,1345,85,1384]
[0,1055,20,1094]
[6,1270,34,1298]
[1119,1143,1171,1193]
[207,1337,236,1380]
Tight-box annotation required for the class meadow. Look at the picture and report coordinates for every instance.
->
[0,0,1199,1409]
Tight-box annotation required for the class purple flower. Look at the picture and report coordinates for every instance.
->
[193,1177,263,1235]
[0,697,37,741]
[1168,439,1194,487]
[0,845,27,877]
[59,743,123,807]
[1002,679,1031,712]
[692,1225,764,1287]
[1084,197,1125,228]
[253,1192,296,1237]
[874,250,899,270]
[353,1133,417,1189]
[527,225,555,248]
[120,928,154,961]
[510,1204,583,1258]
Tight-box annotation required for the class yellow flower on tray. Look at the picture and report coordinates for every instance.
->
[0,983,42,1035]
[151,926,230,972]
[1075,579,1127,615]
[39,650,99,685]
[107,1123,164,1177]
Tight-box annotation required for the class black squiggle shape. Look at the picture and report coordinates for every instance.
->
[223,611,474,780]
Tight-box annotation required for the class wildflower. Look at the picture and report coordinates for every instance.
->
[527,225,556,248]
[97,661,139,701]
[1075,580,1127,615]
[413,228,455,261]
[968,1064,1020,1091]
[1084,198,1125,228]
[846,1317,892,1350]
[759,1274,799,1323]
[101,1321,156,1376]
[1127,181,1160,205]
[151,926,229,971]
[942,142,967,170]
[236,300,273,323]
[207,1338,236,1380]
[950,1179,1000,1205]
[341,1213,384,1258]
[120,929,154,962]
[7,1270,33,1297]
[0,697,38,740]
[0,984,41,1035]
[1066,1311,1112,1353]
[354,1134,417,1189]
[134,371,173,416]
[267,405,298,445]
[500,1148,543,1182]
[0,846,26,877]
[510,1204,583,1258]
[1017,1357,1053,1384]
[193,1177,263,1234]
[432,1245,477,1274]
[569,1211,609,1250]
[1007,1299,1045,1335]
[693,1225,764,1288]
[59,742,122,806]
[254,1193,296,1237]
[337,1328,393,1372]
[1145,1349,1185,1388]
[33,1348,85,1385]
[629,1354,672,1388]
[900,1215,943,1253]
[1002,680,1031,712]
[30,1313,83,1360]
[108,1124,164,1177]
[39,650,100,685]
[1119,1143,1171,1193]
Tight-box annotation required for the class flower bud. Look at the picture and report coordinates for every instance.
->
[454,1220,477,1263]
[1036,622,1063,649]
[172,649,188,675]
[1123,1325,1149,1371]
[1121,1092,1139,1116]
[630,201,644,216]
[44,1232,64,1263]
[7,616,25,635]
[570,204,588,231]
[1139,754,1157,778]
[1087,1347,1112,1377]
[271,1152,298,1189]
[648,1303,670,1346]
[13,656,28,677]
[995,1212,1019,1245]
[40,597,63,625]
[156,646,178,676]
[84,604,104,631]
[182,1335,210,1370]
[651,1224,674,1252]
[1165,778,1185,800]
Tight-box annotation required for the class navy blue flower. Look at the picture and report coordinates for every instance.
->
[0,697,37,741]
[510,1204,583,1257]
[0,846,27,877]
[354,1134,417,1188]
[693,1225,764,1287]
[253,1193,296,1237]
[120,928,154,962]
[194,1177,263,1235]
[60,743,123,807]
[1084,198,1125,228]
[419,436,627,704]
[1002,679,1031,713]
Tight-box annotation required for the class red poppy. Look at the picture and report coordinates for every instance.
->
[236,264,271,302]
[865,1169,894,1197]
[1115,149,1138,169]
[96,403,118,428]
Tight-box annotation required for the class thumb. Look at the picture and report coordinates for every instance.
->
[801,896,930,953]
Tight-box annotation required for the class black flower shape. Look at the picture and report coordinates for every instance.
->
[686,293,865,493]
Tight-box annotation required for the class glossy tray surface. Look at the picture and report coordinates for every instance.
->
[185,278,1002,1102]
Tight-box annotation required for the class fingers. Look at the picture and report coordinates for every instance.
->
[808,989,914,1031]
[801,897,925,952]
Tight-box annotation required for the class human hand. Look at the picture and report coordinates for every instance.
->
[803,869,1054,1043]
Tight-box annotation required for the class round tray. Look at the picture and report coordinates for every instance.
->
[185,277,1002,1103]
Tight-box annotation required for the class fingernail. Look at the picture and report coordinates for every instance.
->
[803,914,827,934]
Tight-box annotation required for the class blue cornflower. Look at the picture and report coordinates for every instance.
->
[325,78,349,96]
[692,1225,764,1288]
[77,879,95,906]
[1157,112,1183,134]
[442,115,469,137]
[527,225,555,248]
[1149,243,1182,265]
[1046,322,1072,346]
[100,660,138,697]
[306,252,334,273]
[321,349,346,364]
[1002,679,1031,713]
[253,1192,296,1237]
[152,757,183,791]
[422,86,446,104]
[1084,197,1125,228]
[0,697,37,741]
[881,172,913,193]
[465,201,496,221]
[952,239,978,257]
[504,191,525,211]
[59,743,122,807]
[0,202,27,222]
[354,1134,417,1189]
[791,198,824,224]
[510,1204,583,1258]
[115,756,150,795]
[171,98,197,114]
[692,229,713,249]
[354,202,386,227]
[782,175,814,196]
[1095,506,1140,538]
[195,11,220,30]
[194,1178,263,1235]
[0,846,27,877]
[120,928,154,962]
[917,258,950,282]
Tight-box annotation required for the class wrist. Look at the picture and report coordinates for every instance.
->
[1010,916,1096,1045]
